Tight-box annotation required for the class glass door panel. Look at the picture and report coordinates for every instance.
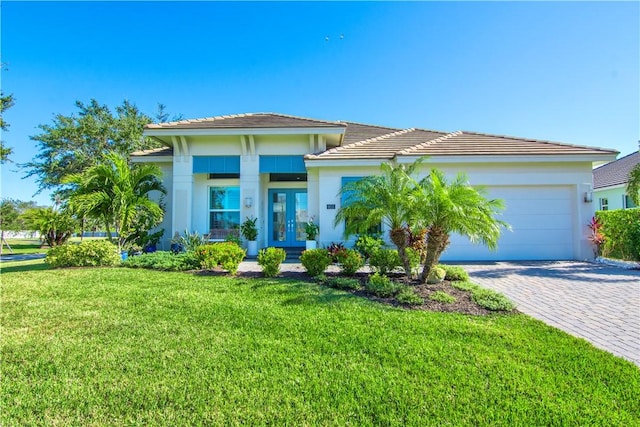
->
[295,192,308,242]
[272,192,287,242]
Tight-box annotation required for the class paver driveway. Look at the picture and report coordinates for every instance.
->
[458,261,640,366]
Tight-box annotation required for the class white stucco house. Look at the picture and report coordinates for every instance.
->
[132,112,617,261]
[593,150,639,211]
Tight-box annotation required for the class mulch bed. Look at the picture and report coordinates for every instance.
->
[202,268,505,316]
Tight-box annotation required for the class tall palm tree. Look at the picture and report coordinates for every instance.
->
[64,152,166,251]
[334,161,422,275]
[415,169,509,283]
[627,163,640,206]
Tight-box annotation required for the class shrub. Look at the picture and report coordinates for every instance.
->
[195,242,246,274]
[336,249,364,276]
[300,248,332,277]
[354,234,385,260]
[437,264,470,282]
[327,242,347,262]
[397,287,424,305]
[596,208,640,261]
[366,273,401,297]
[472,288,515,312]
[427,266,446,284]
[257,247,287,277]
[321,277,361,291]
[429,291,456,304]
[175,230,206,252]
[240,216,258,241]
[45,240,120,268]
[123,251,200,271]
[369,248,401,275]
[450,281,480,292]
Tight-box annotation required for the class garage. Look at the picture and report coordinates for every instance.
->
[442,186,575,261]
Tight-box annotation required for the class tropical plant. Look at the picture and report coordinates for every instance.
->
[240,217,258,241]
[353,234,384,261]
[587,216,605,257]
[627,163,640,206]
[335,161,423,275]
[304,218,319,240]
[415,169,509,284]
[22,206,77,247]
[64,152,166,251]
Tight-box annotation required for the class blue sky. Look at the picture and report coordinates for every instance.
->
[1,1,638,206]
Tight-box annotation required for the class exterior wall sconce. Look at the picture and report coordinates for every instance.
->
[584,191,593,203]
[244,197,253,208]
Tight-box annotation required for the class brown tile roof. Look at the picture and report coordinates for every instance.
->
[339,121,403,144]
[308,127,448,160]
[396,131,617,157]
[131,147,173,157]
[145,113,346,130]
[593,151,640,189]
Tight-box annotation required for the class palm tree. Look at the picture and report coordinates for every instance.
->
[627,163,640,206]
[334,161,422,275]
[415,169,509,284]
[64,152,166,251]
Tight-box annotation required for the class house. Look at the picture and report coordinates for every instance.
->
[593,150,639,211]
[132,112,617,261]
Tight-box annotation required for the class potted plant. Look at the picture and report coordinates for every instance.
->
[304,218,319,250]
[240,216,259,257]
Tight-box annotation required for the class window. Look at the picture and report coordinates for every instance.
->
[209,187,240,240]
[623,194,637,209]
[599,197,609,211]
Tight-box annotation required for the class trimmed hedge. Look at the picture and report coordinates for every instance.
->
[45,240,120,268]
[123,251,200,271]
[596,208,640,261]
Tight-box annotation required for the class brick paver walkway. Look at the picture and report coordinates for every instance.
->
[457,261,640,366]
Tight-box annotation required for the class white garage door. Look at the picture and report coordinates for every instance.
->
[441,186,575,261]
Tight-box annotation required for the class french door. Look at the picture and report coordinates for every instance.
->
[268,189,308,247]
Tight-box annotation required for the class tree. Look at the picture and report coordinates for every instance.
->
[415,169,509,283]
[0,91,15,163]
[22,99,173,192]
[64,152,166,251]
[0,199,20,254]
[22,206,77,247]
[627,163,640,206]
[335,161,422,275]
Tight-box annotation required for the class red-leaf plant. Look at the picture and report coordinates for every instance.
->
[587,216,605,256]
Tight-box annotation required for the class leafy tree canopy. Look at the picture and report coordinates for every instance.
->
[627,163,640,206]
[0,91,15,163]
[22,99,177,192]
[0,198,39,231]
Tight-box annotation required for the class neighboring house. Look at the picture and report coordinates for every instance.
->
[132,113,617,261]
[593,150,639,211]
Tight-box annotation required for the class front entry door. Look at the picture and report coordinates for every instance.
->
[268,189,308,247]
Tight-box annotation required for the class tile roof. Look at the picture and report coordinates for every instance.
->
[308,127,447,160]
[145,113,346,130]
[307,127,616,160]
[593,151,640,189]
[396,131,616,157]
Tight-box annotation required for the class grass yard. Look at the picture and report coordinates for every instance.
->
[2,265,639,426]
[1,238,48,255]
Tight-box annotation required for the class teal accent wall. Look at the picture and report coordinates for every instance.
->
[594,187,636,210]
[259,156,306,173]
[193,156,240,174]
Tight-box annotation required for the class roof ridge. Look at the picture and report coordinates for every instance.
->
[397,131,463,155]
[338,120,402,132]
[461,130,618,154]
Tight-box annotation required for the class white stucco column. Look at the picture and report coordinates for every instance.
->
[240,154,260,245]
[172,155,194,235]
[576,181,596,260]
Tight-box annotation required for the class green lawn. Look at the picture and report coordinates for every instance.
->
[1,239,48,255]
[2,266,639,426]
